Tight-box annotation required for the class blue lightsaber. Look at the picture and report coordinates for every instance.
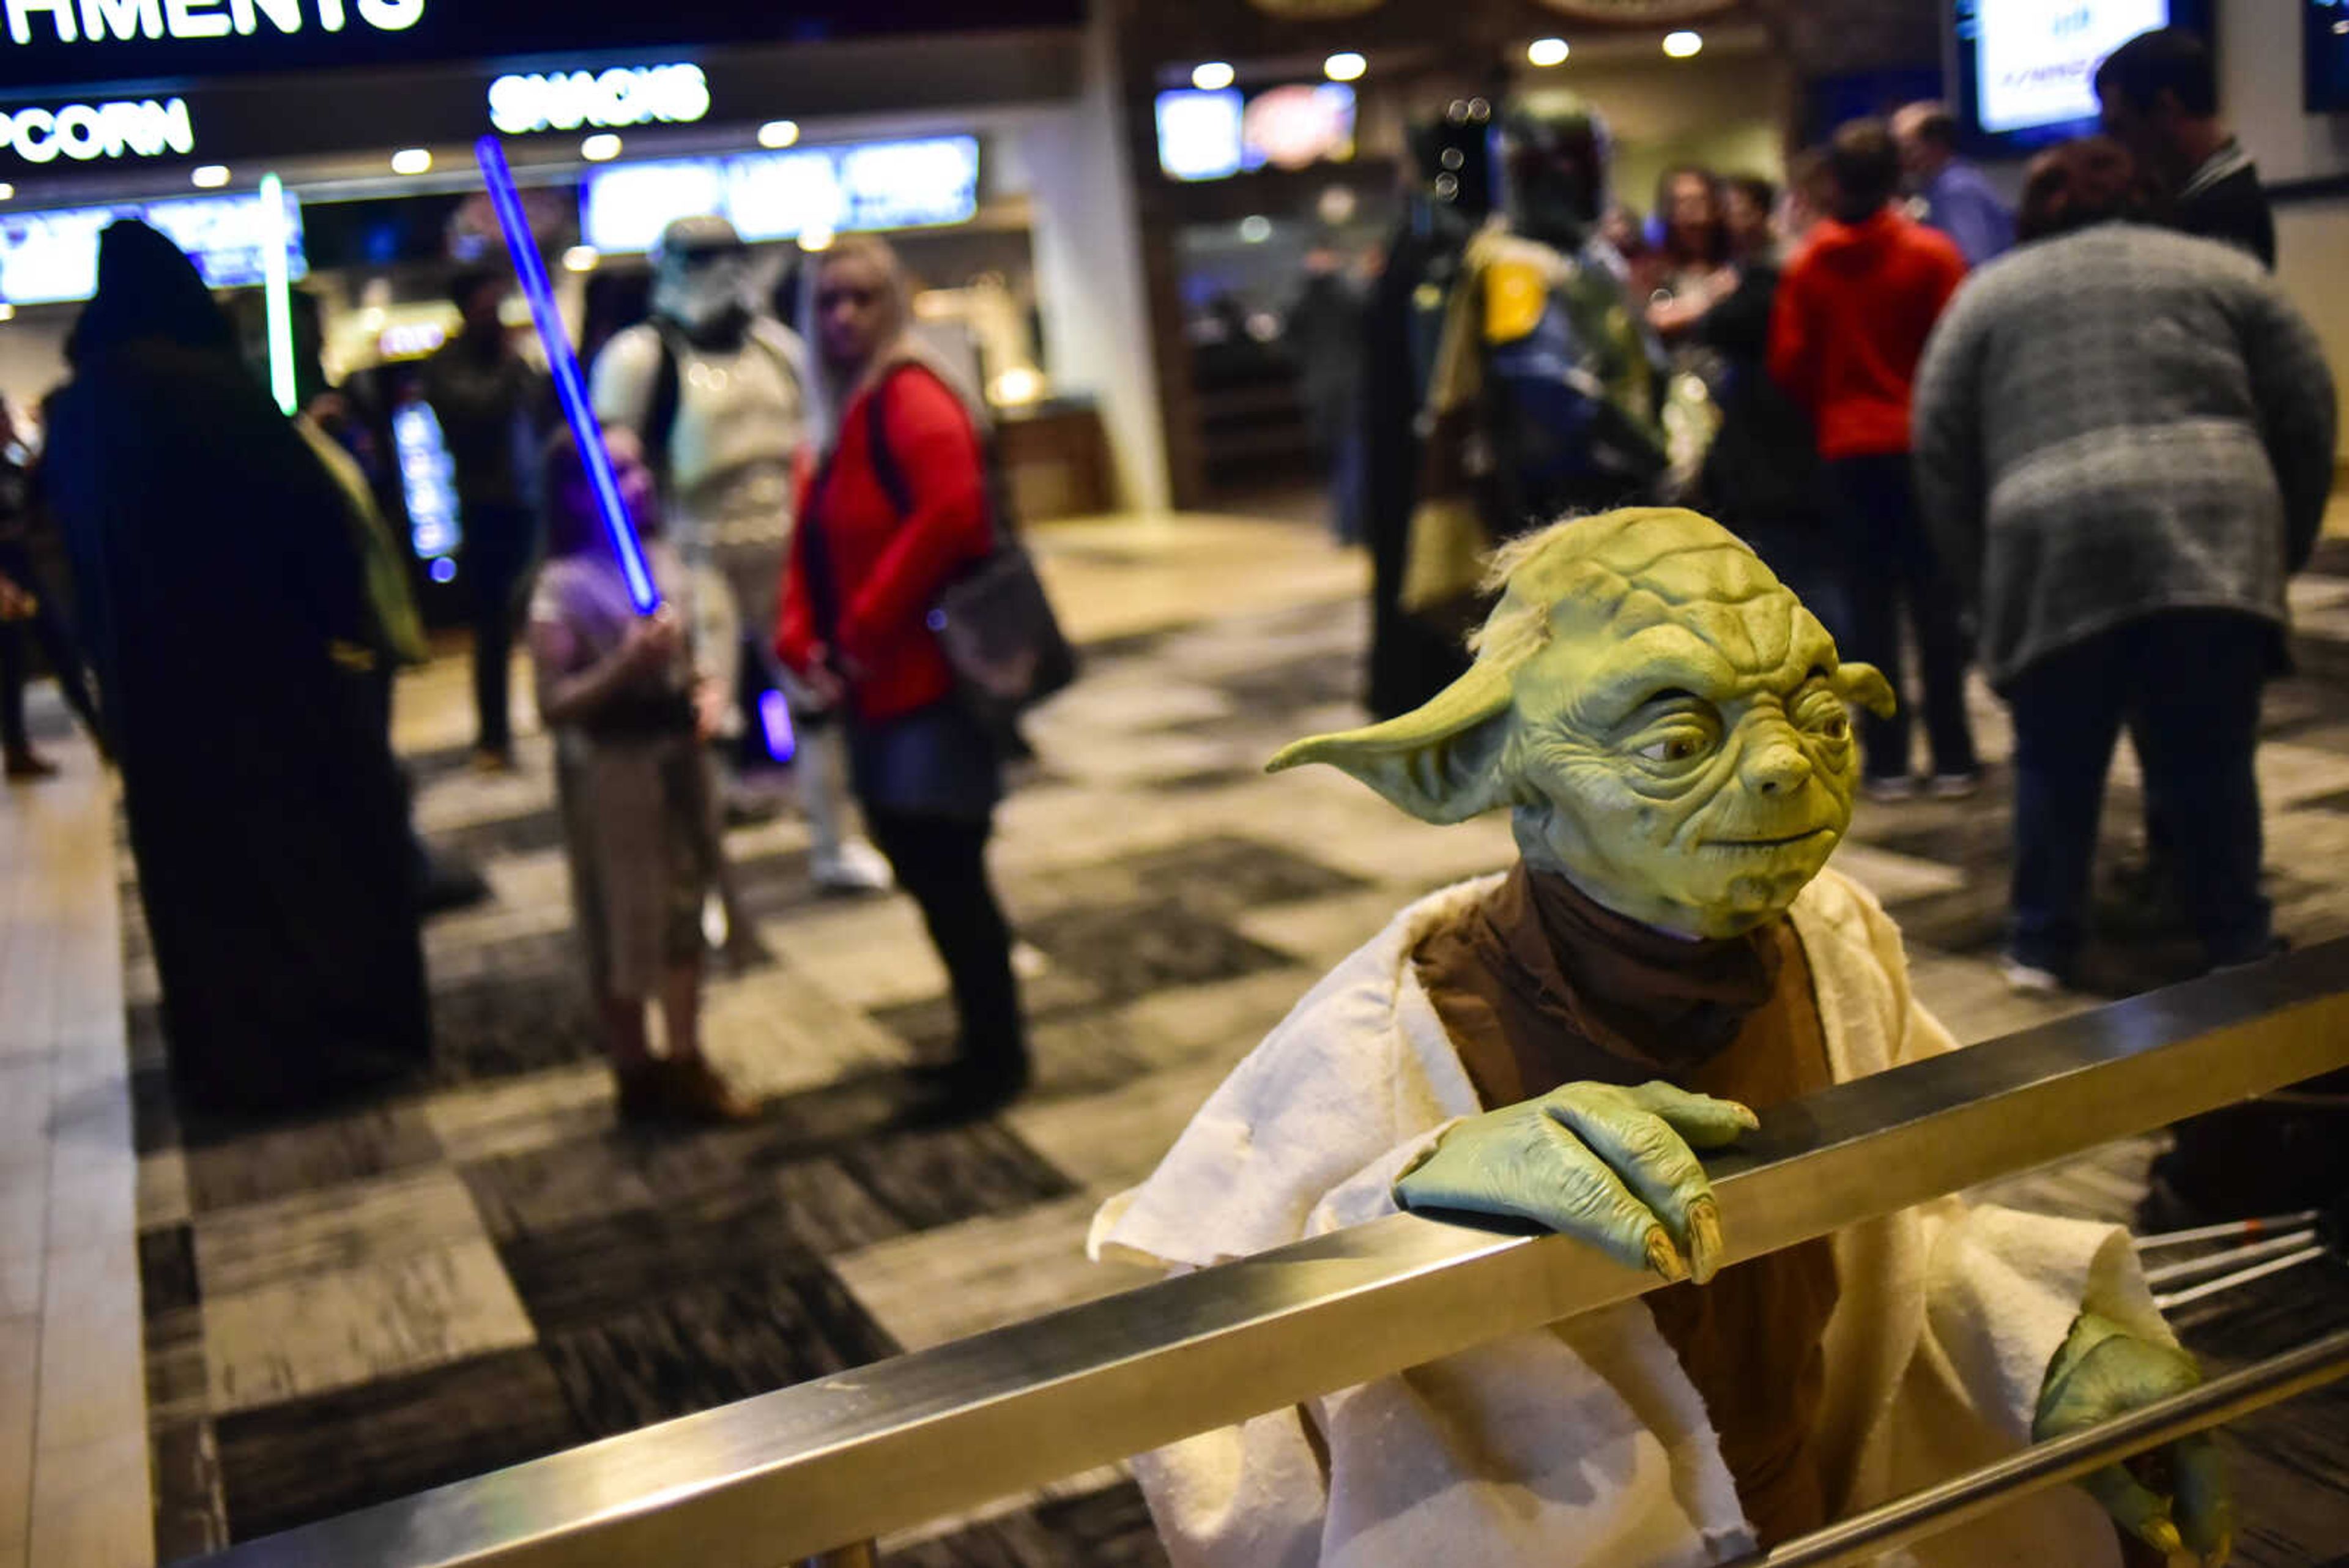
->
[474,135,659,615]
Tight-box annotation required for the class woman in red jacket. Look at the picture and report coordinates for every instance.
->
[777,235,1027,1108]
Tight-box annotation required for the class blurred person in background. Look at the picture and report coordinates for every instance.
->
[0,401,103,778]
[2096,26,2273,269]
[423,268,547,771]
[1912,137,2334,995]
[779,234,1028,1111]
[593,215,892,891]
[1638,165,1735,340]
[1694,171,1838,638]
[1285,246,1368,544]
[1893,100,2014,267]
[45,221,428,1111]
[1770,119,1977,802]
[530,429,750,1125]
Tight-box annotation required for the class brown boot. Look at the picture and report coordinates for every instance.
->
[664,1057,758,1124]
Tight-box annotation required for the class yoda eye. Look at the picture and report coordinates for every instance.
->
[1815,712,1850,741]
[1637,733,1712,764]
[1795,693,1851,743]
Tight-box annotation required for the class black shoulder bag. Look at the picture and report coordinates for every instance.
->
[858,369,1077,751]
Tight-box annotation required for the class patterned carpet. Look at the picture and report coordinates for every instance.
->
[125,534,2349,1565]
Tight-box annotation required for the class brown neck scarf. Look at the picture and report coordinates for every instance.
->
[1420,864,1784,1107]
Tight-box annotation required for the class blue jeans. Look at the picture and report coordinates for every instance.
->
[1824,455,1976,782]
[2006,611,2273,975]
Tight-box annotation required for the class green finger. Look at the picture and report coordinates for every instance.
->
[1624,1082,1760,1149]
[2170,1434,2234,1562]
[1545,1098,1724,1283]
[2080,1463,2184,1559]
[1524,1118,1688,1281]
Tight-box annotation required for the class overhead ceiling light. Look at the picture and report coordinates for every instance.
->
[1663,30,1702,58]
[1192,61,1236,92]
[1323,51,1366,83]
[390,148,432,176]
[1527,37,1570,68]
[1238,214,1272,243]
[0,182,15,201]
[580,133,623,162]
[0,304,15,322]
[191,164,231,188]
[562,245,599,273]
[757,119,801,149]
[798,224,836,252]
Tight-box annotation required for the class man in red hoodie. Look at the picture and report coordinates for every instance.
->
[1770,119,1978,802]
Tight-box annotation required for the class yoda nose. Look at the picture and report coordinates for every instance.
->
[1743,737,1811,795]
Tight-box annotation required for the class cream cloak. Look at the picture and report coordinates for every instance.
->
[1091,869,2169,1567]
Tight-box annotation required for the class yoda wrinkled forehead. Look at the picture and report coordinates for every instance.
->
[1273,509,1894,938]
[1475,509,1849,723]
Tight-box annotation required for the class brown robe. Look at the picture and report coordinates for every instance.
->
[1413,864,1841,1547]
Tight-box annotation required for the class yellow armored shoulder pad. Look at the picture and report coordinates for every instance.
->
[1483,259,1546,344]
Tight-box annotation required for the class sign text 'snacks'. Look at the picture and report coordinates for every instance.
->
[4,0,424,46]
[487,63,709,136]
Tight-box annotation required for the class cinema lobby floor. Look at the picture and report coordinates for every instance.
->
[7,510,2349,1567]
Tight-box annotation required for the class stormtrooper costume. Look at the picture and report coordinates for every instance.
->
[592,216,889,892]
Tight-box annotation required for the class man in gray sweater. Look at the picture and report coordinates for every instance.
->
[1912,138,2334,994]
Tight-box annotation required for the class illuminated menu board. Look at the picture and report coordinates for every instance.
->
[581,135,979,253]
[0,187,304,305]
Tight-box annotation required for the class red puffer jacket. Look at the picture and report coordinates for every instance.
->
[776,363,992,724]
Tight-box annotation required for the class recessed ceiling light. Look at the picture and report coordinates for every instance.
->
[0,182,15,201]
[191,165,231,188]
[1192,61,1236,92]
[0,304,15,322]
[798,224,835,252]
[390,148,432,176]
[757,119,800,149]
[562,245,599,273]
[1238,214,1272,243]
[1527,37,1570,68]
[1663,30,1702,58]
[1323,52,1366,83]
[580,133,623,163]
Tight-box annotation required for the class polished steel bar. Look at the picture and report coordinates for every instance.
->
[2141,1227,2320,1287]
[1741,1326,2349,1567]
[188,939,2349,1568]
[2154,1244,2331,1311]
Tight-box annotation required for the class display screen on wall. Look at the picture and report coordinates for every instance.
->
[581,135,979,252]
[0,188,305,305]
[1156,89,1244,182]
[1949,0,2213,152]
[2310,1,2349,111]
[1156,83,1356,182]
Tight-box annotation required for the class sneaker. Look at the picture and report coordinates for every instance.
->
[1999,955,2065,996]
[1862,775,1918,804]
[1927,771,1983,801]
[812,836,894,895]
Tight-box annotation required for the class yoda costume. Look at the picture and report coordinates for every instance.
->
[1093,511,2226,1567]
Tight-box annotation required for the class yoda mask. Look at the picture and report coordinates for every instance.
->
[1274,508,1893,938]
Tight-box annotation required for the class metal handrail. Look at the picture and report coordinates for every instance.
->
[190,938,2349,1567]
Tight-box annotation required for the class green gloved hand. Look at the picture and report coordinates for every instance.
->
[1392,1080,1757,1284]
[2034,1313,2235,1566]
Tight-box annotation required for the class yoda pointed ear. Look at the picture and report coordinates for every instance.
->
[1833,661,1898,719]
[1266,660,1518,824]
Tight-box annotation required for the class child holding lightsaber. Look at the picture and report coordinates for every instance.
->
[529,428,752,1124]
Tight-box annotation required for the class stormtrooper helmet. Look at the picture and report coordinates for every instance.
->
[650,214,755,343]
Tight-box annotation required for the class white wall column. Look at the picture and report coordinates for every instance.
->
[1016,0,1171,514]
